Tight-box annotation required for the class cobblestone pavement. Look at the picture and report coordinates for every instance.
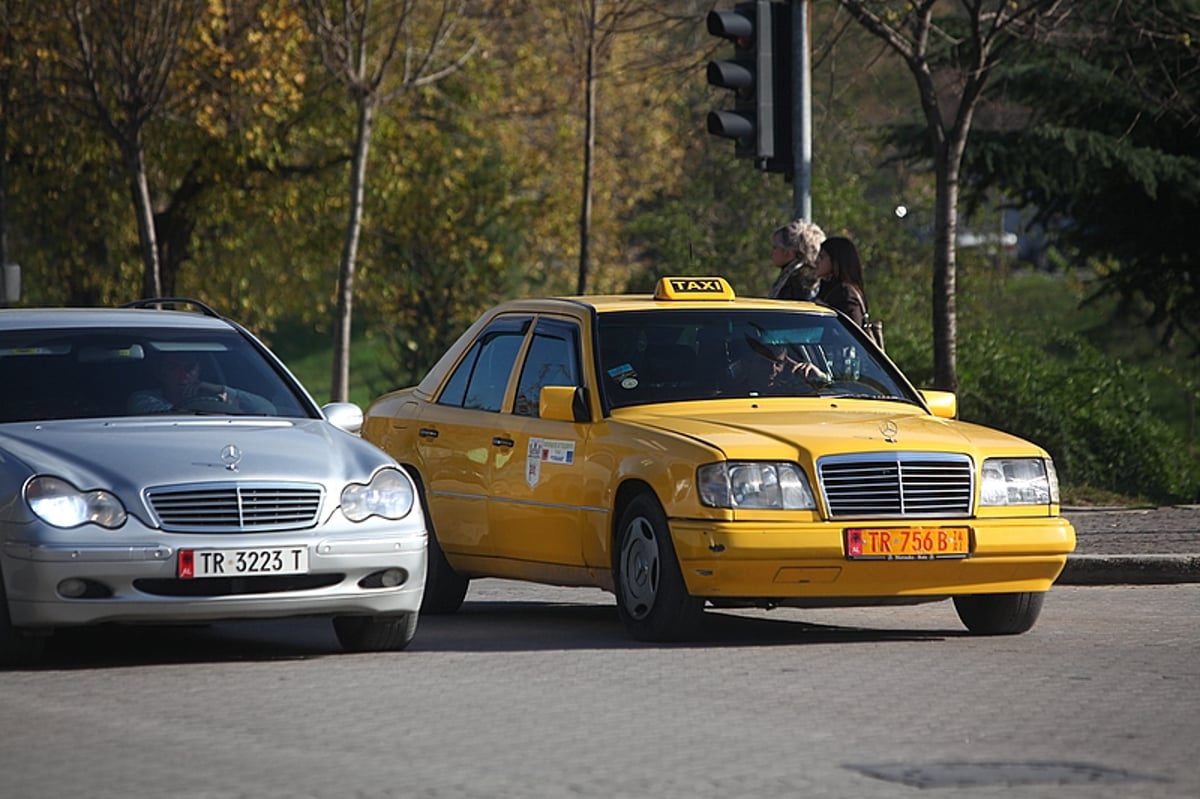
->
[1065,505,1200,555]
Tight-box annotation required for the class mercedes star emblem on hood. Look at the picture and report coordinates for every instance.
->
[220,444,243,471]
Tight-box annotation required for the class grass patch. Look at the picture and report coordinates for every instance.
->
[267,322,397,409]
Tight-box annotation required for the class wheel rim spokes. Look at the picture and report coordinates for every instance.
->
[620,517,660,620]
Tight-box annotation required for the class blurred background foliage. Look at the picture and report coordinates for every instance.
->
[3,0,1198,503]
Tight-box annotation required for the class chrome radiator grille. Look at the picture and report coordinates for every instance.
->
[146,482,324,532]
[817,453,974,518]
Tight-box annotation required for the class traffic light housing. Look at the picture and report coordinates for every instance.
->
[706,0,792,176]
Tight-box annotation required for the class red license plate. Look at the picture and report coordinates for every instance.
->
[845,527,970,560]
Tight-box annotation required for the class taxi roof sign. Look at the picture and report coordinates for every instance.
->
[654,277,736,301]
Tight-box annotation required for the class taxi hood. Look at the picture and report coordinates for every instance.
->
[619,399,1047,461]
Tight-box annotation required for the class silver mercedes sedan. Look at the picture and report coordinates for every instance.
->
[0,300,426,665]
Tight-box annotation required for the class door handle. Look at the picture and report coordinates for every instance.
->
[418,428,438,438]
[492,436,514,448]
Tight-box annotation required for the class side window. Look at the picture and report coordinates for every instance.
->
[513,320,581,418]
[437,316,531,413]
[437,342,479,408]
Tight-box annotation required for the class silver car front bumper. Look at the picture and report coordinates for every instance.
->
[1,523,427,628]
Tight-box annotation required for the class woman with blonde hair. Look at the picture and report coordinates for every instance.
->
[767,219,825,300]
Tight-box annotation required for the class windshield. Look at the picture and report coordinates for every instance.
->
[0,326,315,422]
[597,309,918,410]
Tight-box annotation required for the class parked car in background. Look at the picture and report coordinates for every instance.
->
[363,277,1075,642]
[0,300,426,665]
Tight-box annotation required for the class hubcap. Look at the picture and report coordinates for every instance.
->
[619,516,660,620]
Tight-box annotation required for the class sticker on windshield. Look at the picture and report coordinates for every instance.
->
[608,363,639,390]
[526,437,576,487]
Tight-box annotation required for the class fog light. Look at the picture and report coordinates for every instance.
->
[358,568,408,589]
[58,578,88,598]
[57,578,112,599]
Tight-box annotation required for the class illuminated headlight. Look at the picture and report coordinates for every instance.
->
[25,476,127,529]
[342,467,416,522]
[980,457,1059,506]
[697,462,816,510]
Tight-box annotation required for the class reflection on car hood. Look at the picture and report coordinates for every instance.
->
[0,418,394,517]
[622,402,1044,460]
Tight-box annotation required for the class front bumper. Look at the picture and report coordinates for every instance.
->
[670,516,1076,600]
[1,523,427,628]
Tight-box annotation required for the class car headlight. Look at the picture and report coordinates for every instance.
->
[980,457,1059,506]
[25,476,127,529]
[697,462,816,510]
[341,467,416,522]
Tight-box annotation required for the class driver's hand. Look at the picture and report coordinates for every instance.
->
[795,362,830,383]
[187,381,228,402]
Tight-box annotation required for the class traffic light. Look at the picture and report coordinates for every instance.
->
[705,0,792,175]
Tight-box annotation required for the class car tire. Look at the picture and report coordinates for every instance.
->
[613,492,704,642]
[415,485,468,614]
[333,612,418,652]
[953,591,1044,635]
[0,574,47,667]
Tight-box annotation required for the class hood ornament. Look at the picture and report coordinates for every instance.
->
[879,420,899,443]
[220,444,243,471]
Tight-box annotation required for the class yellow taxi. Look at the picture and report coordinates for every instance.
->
[363,277,1075,641]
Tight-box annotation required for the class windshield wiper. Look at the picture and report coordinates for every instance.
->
[821,392,920,405]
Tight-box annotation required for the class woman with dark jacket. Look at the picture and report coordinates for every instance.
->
[767,219,826,300]
[816,236,869,326]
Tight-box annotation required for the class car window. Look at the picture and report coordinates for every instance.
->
[0,327,313,422]
[513,319,581,417]
[597,309,918,409]
[437,316,530,413]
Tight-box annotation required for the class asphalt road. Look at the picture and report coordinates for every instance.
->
[3,580,1196,799]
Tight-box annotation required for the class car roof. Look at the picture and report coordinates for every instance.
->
[0,307,236,332]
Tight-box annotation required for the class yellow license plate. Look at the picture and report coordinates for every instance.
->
[845,526,970,560]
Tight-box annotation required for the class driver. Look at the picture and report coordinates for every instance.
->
[742,341,831,393]
[128,352,273,414]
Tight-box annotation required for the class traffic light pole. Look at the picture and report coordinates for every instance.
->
[706,1,810,217]
[792,0,812,223]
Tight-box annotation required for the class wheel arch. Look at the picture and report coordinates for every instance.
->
[610,478,657,563]
[400,462,470,614]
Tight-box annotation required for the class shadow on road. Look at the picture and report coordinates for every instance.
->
[413,599,954,652]
[22,598,957,669]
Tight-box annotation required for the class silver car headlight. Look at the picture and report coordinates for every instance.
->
[697,462,816,510]
[980,457,1060,506]
[25,476,127,529]
[341,467,416,522]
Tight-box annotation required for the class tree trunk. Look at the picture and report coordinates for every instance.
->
[931,155,959,393]
[127,140,163,299]
[331,99,374,403]
[576,0,598,296]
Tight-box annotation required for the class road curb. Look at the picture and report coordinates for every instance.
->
[1058,554,1200,585]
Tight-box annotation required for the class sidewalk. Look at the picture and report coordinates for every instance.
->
[1058,506,1200,585]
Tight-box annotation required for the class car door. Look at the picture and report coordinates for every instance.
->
[486,316,590,566]
[415,314,531,558]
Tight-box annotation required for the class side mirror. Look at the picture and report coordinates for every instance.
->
[920,390,957,420]
[322,401,364,433]
[539,385,591,423]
